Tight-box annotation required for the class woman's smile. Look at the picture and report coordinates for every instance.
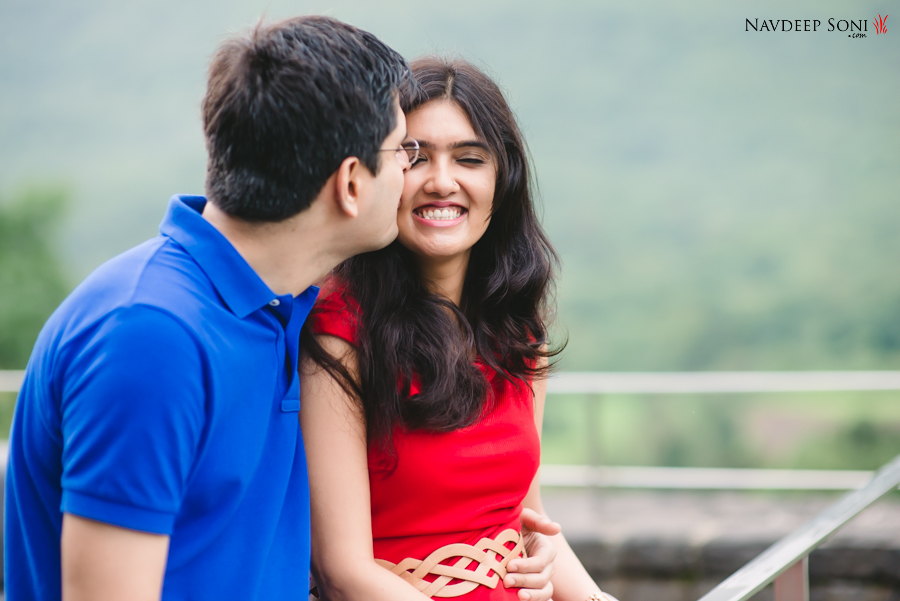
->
[412,201,467,225]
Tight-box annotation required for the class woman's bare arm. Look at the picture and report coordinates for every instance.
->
[300,335,433,601]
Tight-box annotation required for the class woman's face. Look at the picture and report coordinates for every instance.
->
[397,100,496,269]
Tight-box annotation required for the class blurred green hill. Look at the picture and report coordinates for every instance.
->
[1,0,898,373]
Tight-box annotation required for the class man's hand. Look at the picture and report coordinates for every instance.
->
[504,507,561,601]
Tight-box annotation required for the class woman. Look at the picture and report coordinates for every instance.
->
[300,57,618,601]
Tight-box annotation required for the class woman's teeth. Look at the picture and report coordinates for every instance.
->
[417,207,463,220]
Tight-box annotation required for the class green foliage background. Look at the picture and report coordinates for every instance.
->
[0,188,70,365]
[1,0,897,468]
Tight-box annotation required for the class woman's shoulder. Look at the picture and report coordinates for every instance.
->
[309,275,362,345]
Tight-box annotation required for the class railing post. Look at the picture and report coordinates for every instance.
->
[773,557,808,601]
[585,393,602,504]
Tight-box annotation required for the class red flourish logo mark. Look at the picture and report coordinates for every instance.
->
[873,14,889,34]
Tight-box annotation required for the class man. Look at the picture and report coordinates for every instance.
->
[4,15,557,601]
[5,16,411,601]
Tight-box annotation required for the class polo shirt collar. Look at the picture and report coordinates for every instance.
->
[159,195,283,319]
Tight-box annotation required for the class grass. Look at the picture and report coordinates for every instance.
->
[541,390,900,470]
[0,392,15,439]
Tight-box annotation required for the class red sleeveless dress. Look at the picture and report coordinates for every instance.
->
[309,289,540,600]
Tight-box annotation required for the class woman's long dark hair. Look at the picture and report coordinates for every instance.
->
[302,57,562,448]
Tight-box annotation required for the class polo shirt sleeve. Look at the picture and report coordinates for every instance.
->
[59,304,206,535]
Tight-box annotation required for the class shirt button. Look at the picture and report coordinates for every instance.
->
[269,299,281,307]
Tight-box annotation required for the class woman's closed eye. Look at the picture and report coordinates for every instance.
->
[407,149,490,168]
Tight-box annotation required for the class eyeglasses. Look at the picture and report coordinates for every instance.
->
[380,138,420,167]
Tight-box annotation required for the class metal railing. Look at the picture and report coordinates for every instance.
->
[6,368,900,394]
[697,454,900,601]
[546,370,900,394]
[0,369,24,393]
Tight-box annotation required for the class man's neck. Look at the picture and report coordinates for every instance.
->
[201,202,341,297]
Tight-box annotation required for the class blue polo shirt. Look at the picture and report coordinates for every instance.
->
[5,195,317,600]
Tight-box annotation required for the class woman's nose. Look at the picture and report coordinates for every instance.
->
[423,161,460,196]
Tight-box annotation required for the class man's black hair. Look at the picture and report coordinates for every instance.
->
[202,16,410,222]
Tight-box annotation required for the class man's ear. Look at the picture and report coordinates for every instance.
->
[333,156,365,218]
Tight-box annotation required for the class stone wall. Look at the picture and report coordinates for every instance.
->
[543,489,900,601]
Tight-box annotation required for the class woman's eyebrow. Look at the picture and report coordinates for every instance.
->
[451,140,490,151]
[417,139,490,151]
